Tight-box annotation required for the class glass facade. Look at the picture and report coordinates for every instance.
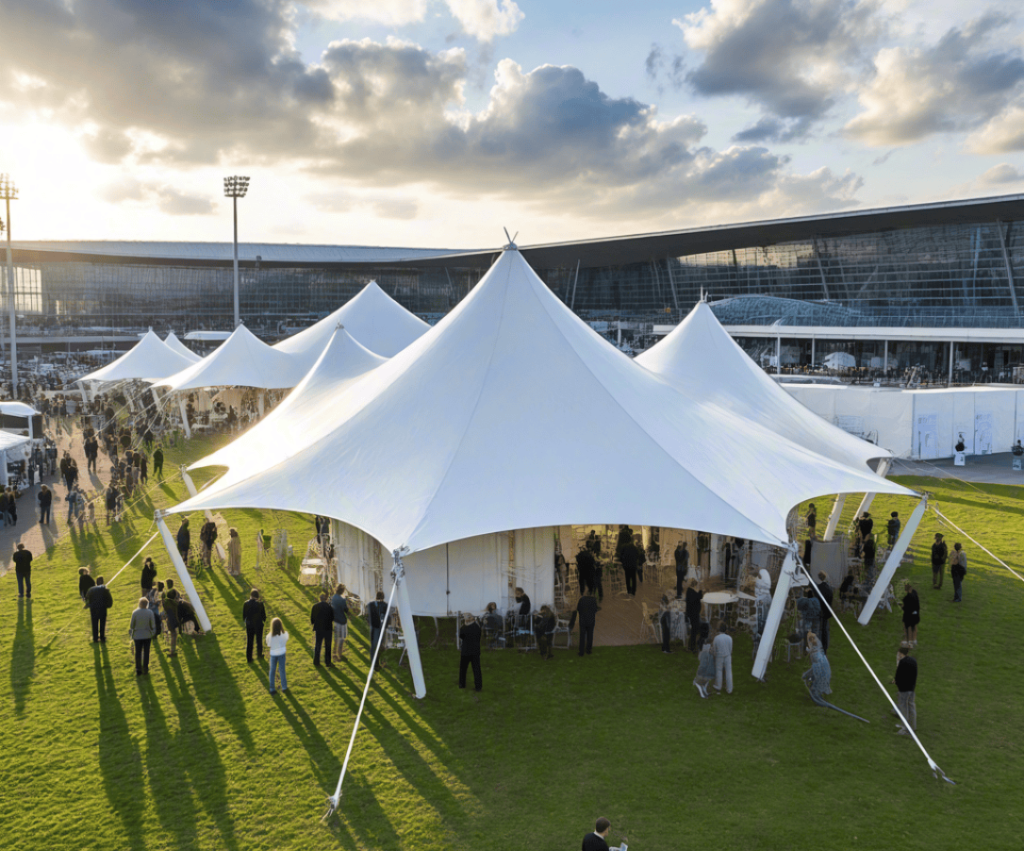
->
[7,217,1024,340]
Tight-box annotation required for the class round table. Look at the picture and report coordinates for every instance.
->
[703,591,739,626]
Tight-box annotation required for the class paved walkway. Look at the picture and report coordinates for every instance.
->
[891,451,1024,486]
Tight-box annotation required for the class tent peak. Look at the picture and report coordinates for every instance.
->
[503,227,519,250]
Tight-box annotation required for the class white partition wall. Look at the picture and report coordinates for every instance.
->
[512,527,556,611]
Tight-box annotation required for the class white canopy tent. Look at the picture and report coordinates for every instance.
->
[0,430,32,486]
[154,324,311,392]
[79,329,196,384]
[635,302,888,472]
[164,332,202,364]
[274,280,430,366]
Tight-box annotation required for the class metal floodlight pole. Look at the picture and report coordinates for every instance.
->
[223,175,250,328]
[0,174,19,397]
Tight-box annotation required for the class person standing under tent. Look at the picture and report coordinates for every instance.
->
[534,605,555,660]
[12,543,32,599]
[575,547,596,597]
[585,530,601,559]
[816,571,834,654]
[85,576,113,642]
[266,617,289,694]
[619,539,640,597]
[887,512,901,548]
[796,587,821,639]
[615,525,633,561]
[152,445,164,480]
[242,589,267,663]
[310,592,335,668]
[901,580,919,646]
[674,541,689,599]
[862,536,877,591]
[514,587,531,617]
[931,533,948,590]
[176,518,191,565]
[635,534,646,584]
[586,531,604,601]
[367,591,388,670]
[801,632,832,704]
[226,527,242,576]
[569,587,599,657]
[892,643,918,735]
[659,592,673,654]
[950,543,967,602]
[711,621,733,694]
[129,597,157,677]
[458,613,483,691]
[685,578,704,653]
[330,584,349,662]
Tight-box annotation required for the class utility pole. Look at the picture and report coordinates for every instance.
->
[0,174,19,397]
[223,175,250,328]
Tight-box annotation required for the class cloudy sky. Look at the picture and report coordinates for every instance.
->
[2,0,1024,248]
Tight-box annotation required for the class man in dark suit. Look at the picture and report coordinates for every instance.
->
[816,570,834,654]
[569,588,599,656]
[674,541,689,598]
[242,589,267,663]
[367,591,389,670]
[310,592,335,667]
[12,543,33,599]
[575,547,596,596]
[458,613,483,691]
[86,576,113,642]
[582,817,625,851]
[619,540,639,596]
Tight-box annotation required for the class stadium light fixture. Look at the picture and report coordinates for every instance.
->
[224,175,250,328]
[0,174,19,396]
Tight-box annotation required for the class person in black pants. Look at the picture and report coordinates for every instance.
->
[816,570,834,654]
[660,593,673,653]
[242,588,267,662]
[367,591,388,670]
[620,541,639,596]
[569,588,599,656]
[85,577,113,642]
[685,578,704,653]
[310,592,335,667]
[458,613,483,691]
[575,547,596,596]
[674,541,689,598]
[12,543,32,599]
[534,605,555,660]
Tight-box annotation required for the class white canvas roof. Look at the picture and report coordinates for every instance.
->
[274,280,429,363]
[193,325,386,477]
[164,332,202,363]
[171,249,912,552]
[155,324,310,391]
[80,329,196,383]
[636,302,888,472]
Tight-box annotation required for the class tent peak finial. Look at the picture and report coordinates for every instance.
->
[335,322,345,331]
[502,227,519,250]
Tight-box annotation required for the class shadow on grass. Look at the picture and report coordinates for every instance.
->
[11,600,34,716]
[179,633,255,752]
[95,643,148,851]
[278,690,343,787]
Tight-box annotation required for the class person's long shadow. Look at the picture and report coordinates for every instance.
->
[147,652,240,851]
[276,689,343,787]
[95,644,148,851]
[11,599,34,716]
[178,633,255,752]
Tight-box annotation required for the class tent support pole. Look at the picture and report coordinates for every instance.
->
[752,544,797,681]
[177,395,192,439]
[181,469,226,561]
[823,494,846,541]
[859,495,927,626]
[392,551,426,699]
[851,458,892,520]
[155,511,213,632]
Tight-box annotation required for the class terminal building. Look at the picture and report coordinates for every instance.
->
[7,193,1024,381]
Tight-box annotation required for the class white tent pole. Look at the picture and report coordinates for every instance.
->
[177,395,192,439]
[258,389,265,418]
[797,558,954,784]
[851,458,892,520]
[752,544,797,681]
[393,551,426,698]
[155,511,213,632]
[858,495,927,626]
[823,494,846,541]
[181,469,226,561]
[931,504,1024,584]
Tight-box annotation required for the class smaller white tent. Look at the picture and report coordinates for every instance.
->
[165,332,202,364]
[0,430,32,486]
[80,329,196,384]
[824,351,856,370]
[274,280,429,364]
[155,324,311,392]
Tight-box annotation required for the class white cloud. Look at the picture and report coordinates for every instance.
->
[99,179,214,215]
[445,0,523,42]
[310,0,428,27]
[966,106,1024,153]
[978,162,1024,184]
[310,0,522,42]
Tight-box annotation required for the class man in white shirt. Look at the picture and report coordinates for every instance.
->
[712,621,733,694]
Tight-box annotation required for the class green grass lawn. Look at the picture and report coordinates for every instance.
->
[2,438,1023,851]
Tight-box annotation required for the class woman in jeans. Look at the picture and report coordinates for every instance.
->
[266,617,289,694]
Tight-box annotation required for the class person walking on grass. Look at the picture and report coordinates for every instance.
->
[330,584,349,662]
[891,643,918,736]
[310,592,335,668]
[140,557,157,594]
[266,617,289,694]
[12,543,33,599]
[931,533,948,590]
[78,566,95,601]
[569,587,599,657]
[712,621,733,694]
[162,586,180,657]
[367,590,389,670]
[129,597,157,676]
[458,613,483,691]
[242,589,267,663]
[226,527,242,576]
[693,637,715,698]
[950,542,967,603]
[86,576,113,642]
[152,445,164,480]
[176,518,190,565]
[901,580,919,647]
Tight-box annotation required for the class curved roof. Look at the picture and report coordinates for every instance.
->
[274,280,429,363]
[171,249,912,552]
[81,329,196,383]
[164,332,202,363]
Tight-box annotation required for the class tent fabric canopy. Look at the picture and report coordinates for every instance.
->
[274,280,430,366]
[170,249,913,553]
[636,302,888,472]
[193,325,386,478]
[164,332,202,364]
[154,324,310,392]
[80,329,196,383]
